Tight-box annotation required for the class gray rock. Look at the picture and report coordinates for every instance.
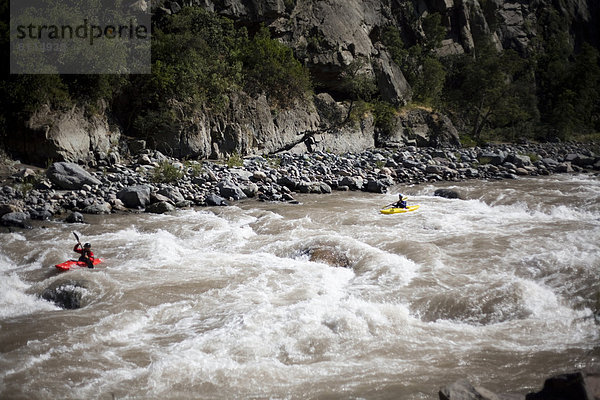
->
[426,165,452,175]
[314,93,346,127]
[339,176,364,190]
[41,280,88,310]
[117,185,151,208]
[1,212,31,228]
[150,192,173,205]
[65,211,84,223]
[217,180,247,200]
[571,154,596,167]
[277,176,300,190]
[479,152,505,166]
[47,162,102,190]
[241,182,259,197]
[526,371,596,400]
[380,109,460,148]
[128,139,146,154]
[82,201,112,214]
[434,188,463,199]
[542,157,559,167]
[365,178,391,193]
[439,379,479,400]
[157,187,185,203]
[373,45,412,105]
[0,203,23,217]
[317,182,332,194]
[16,104,120,165]
[439,379,519,400]
[506,154,532,167]
[30,209,53,220]
[556,162,574,173]
[146,201,176,214]
[205,193,229,206]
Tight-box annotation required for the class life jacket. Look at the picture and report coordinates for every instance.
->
[74,245,94,260]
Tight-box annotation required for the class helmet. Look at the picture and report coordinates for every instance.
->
[83,243,91,248]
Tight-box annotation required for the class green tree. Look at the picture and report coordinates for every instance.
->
[240,25,312,108]
[381,14,447,106]
[533,8,575,139]
[444,38,537,142]
[572,43,600,132]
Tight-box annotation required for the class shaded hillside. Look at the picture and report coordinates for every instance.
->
[0,0,598,165]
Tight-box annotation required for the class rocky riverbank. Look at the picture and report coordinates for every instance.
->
[440,369,600,400]
[0,142,598,229]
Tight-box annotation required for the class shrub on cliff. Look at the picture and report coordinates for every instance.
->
[240,25,312,108]
[151,160,183,183]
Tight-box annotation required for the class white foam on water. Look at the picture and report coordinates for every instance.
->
[1,175,599,399]
[0,252,57,319]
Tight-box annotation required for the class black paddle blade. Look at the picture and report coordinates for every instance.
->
[72,231,80,243]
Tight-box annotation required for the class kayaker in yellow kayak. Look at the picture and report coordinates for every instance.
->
[381,194,420,214]
[394,194,408,209]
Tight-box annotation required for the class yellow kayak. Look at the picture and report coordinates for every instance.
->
[380,205,420,214]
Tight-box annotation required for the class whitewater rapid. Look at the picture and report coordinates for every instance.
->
[1,174,599,399]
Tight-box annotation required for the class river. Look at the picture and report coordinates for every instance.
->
[1,173,599,399]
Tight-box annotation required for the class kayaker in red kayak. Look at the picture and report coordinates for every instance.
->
[73,242,95,269]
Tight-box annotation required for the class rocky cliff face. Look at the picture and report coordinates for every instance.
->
[6,103,121,166]
[4,0,598,164]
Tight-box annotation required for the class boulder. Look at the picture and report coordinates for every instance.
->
[299,245,352,268]
[46,162,101,190]
[82,201,112,214]
[556,162,574,173]
[13,104,120,165]
[479,152,505,166]
[150,192,173,205]
[241,182,260,197]
[117,185,151,208]
[146,201,176,214]
[434,188,463,199]
[277,176,300,190]
[157,187,185,203]
[65,211,84,223]
[339,176,364,190]
[41,280,88,310]
[526,371,595,400]
[217,180,247,200]
[0,203,23,217]
[205,193,229,206]
[0,212,31,228]
[365,178,392,193]
[30,209,53,220]
[439,379,520,400]
[506,154,532,168]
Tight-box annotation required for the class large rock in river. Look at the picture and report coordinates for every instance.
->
[117,185,151,209]
[47,162,101,190]
[41,279,88,310]
[1,212,32,229]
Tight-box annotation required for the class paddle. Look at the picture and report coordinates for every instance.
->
[381,202,396,210]
[72,231,95,268]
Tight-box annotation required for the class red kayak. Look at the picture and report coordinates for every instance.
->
[55,258,103,271]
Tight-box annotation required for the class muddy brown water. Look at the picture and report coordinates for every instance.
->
[1,174,599,399]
